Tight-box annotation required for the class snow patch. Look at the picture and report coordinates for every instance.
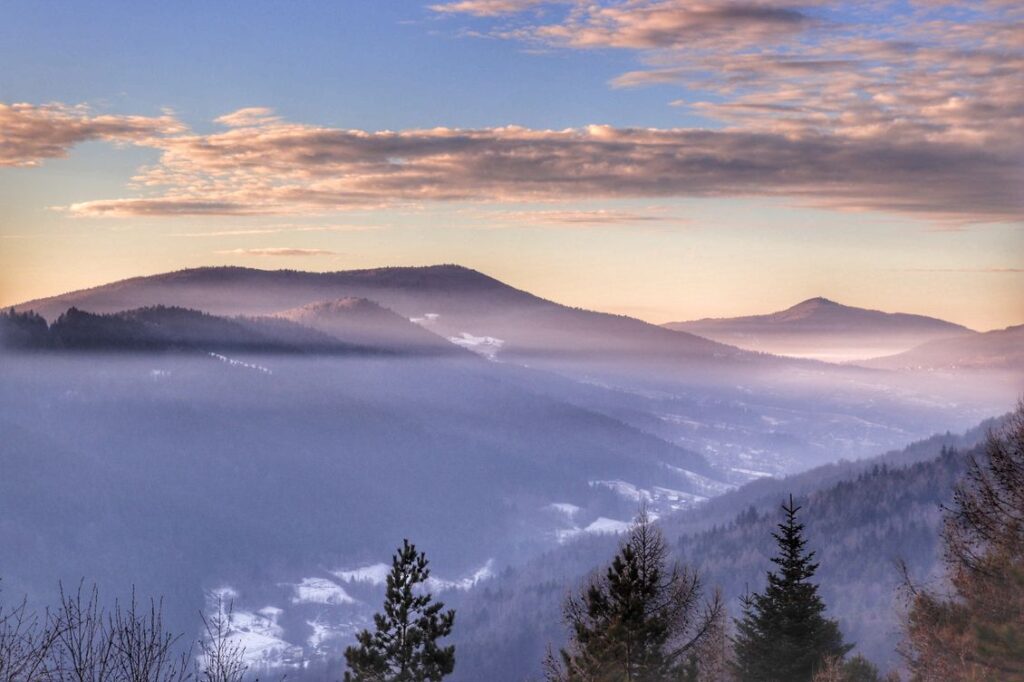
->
[584,517,631,534]
[426,559,495,592]
[290,577,357,606]
[590,479,708,513]
[202,590,300,670]
[333,563,391,586]
[556,517,632,543]
[447,333,504,359]
[548,502,581,520]
[335,559,494,592]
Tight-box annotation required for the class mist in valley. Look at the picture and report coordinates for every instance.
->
[0,270,1019,678]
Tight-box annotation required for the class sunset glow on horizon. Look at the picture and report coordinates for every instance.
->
[1,0,1022,330]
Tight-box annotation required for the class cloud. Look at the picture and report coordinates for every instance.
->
[59,115,1021,224]
[430,0,550,16]
[169,225,379,237]
[432,0,1024,183]
[484,208,685,227]
[69,199,264,216]
[6,5,1019,229]
[434,0,816,49]
[530,1,813,51]
[214,107,282,127]
[0,102,183,167]
[5,86,1021,226]
[213,247,340,257]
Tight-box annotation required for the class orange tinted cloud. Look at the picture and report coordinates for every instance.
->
[0,103,183,167]
[57,113,1020,224]
[213,247,339,257]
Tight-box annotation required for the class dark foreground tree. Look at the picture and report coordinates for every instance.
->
[545,509,724,682]
[902,400,1024,680]
[733,496,850,682]
[344,540,455,682]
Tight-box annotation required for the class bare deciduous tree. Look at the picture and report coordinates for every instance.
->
[0,587,59,682]
[109,591,192,682]
[197,596,248,682]
[46,582,117,682]
[901,401,1024,681]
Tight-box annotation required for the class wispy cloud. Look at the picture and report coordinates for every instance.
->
[483,208,687,227]
[213,107,281,127]
[169,225,379,237]
[213,247,340,257]
[429,0,550,17]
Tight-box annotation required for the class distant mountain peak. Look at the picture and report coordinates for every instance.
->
[274,296,464,356]
[794,296,838,307]
[781,297,844,319]
[286,297,383,315]
[663,296,971,362]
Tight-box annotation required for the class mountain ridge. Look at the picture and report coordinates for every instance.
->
[9,265,775,371]
[861,323,1024,372]
[664,297,973,361]
[668,296,970,331]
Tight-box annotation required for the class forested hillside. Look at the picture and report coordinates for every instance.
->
[442,418,1000,680]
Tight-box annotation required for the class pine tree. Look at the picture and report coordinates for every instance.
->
[546,509,723,682]
[733,496,851,682]
[344,539,455,682]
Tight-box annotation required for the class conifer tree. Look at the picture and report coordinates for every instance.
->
[344,540,455,682]
[546,509,723,682]
[733,496,851,682]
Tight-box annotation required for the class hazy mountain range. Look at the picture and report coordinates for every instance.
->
[13,265,752,373]
[6,265,1017,474]
[1,264,1019,675]
[664,296,973,362]
[862,323,1024,372]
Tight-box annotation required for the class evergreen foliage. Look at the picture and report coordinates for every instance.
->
[344,540,456,682]
[545,510,724,682]
[732,496,851,682]
[0,308,48,348]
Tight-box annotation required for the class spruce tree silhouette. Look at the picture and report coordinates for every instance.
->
[546,509,723,681]
[733,496,851,682]
[344,539,455,682]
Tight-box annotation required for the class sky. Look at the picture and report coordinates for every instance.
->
[1,0,1022,330]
